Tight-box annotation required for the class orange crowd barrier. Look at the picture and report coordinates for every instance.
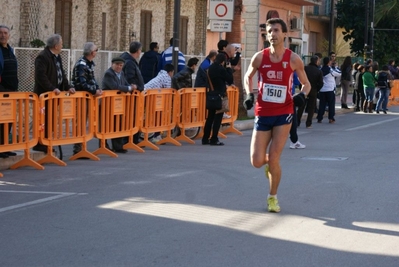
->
[220,85,243,137]
[93,90,144,157]
[0,92,44,177]
[388,80,399,106]
[138,89,180,150]
[37,91,98,166]
[175,87,206,144]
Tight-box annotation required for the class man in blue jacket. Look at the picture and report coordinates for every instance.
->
[0,25,18,158]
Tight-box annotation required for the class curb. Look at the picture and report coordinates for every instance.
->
[0,150,47,171]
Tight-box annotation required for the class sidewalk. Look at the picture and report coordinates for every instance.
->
[0,96,354,171]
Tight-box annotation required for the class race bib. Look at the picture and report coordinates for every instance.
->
[262,83,287,103]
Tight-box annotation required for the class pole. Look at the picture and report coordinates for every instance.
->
[370,0,375,59]
[364,0,370,61]
[172,0,181,74]
[328,0,335,53]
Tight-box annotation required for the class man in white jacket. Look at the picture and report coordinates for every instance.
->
[317,56,341,123]
[144,64,174,90]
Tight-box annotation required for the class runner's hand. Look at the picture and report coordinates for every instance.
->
[243,93,254,110]
[293,92,306,107]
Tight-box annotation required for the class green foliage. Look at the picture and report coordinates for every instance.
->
[336,0,399,64]
[30,39,45,48]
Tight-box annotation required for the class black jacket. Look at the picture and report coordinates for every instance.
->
[304,63,324,96]
[71,56,99,95]
[120,52,144,91]
[171,66,194,89]
[34,46,71,95]
[139,50,160,83]
[207,63,233,96]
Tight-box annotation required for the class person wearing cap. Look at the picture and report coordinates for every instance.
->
[101,57,134,153]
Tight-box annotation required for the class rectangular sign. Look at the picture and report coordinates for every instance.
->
[210,20,232,32]
[209,0,234,20]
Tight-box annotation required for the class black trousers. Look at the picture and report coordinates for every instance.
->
[202,109,223,143]
[297,91,317,127]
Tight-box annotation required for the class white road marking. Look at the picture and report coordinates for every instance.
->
[346,117,399,131]
[0,190,87,213]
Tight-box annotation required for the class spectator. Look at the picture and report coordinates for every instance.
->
[159,38,186,72]
[194,50,217,87]
[289,72,306,149]
[217,40,240,68]
[362,64,376,113]
[144,63,174,90]
[375,65,392,114]
[340,56,352,109]
[355,65,365,112]
[139,42,160,83]
[297,55,323,128]
[102,57,133,153]
[388,59,399,79]
[171,57,199,89]
[317,57,341,123]
[121,41,144,92]
[352,62,360,109]
[33,34,75,153]
[71,42,103,156]
[202,53,233,146]
[0,25,18,158]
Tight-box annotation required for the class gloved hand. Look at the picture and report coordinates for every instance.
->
[243,93,255,110]
[293,92,306,107]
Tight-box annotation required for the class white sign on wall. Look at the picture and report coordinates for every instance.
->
[209,0,234,21]
[210,20,232,32]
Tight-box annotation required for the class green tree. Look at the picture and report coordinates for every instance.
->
[336,0,399,64]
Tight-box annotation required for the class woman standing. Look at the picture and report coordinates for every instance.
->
[340,56,352,109]
[362,64,376,113]
[202,53,233,146]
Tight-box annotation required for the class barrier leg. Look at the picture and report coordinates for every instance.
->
[157,129,182,146]
[123,135,145,153]
[36,145,67,166]
[137,132,160,151]
[93,138,118,158]
[70,142,100,161]
[174,127,195,144]
[10,149,45,170]
[221,123,243,136]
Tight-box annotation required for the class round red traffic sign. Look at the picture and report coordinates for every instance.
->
[215,3,228,18]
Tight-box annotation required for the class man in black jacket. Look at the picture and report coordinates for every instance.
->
[171,57,199,89]
[297,55,323,128]
[139,42,160,83]
[120,41,144,92]
[33,34,75,153]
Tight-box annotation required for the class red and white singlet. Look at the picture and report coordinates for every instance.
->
[255,48,294,117]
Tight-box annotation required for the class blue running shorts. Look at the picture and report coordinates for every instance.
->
[254,114,293,131]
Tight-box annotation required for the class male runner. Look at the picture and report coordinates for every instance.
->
[243,18,310,212]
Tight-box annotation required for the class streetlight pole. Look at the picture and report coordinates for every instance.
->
[172,0,181,75]
[364,0,370,61]
[328,0,335,53]
[370,0,375,59]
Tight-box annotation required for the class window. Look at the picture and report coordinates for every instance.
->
[179,16,188,54]
[325,0,332,15]
[140,11,152,52]
[55,0,72,48]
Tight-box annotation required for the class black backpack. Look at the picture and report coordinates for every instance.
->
[377,72,388,88]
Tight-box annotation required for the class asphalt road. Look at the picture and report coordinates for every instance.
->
[1,106,399,267]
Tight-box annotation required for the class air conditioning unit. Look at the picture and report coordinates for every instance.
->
[290,17,301,31]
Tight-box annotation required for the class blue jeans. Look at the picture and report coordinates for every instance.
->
[376,88,389,111]
[317,91,335,121]
[364,87,375,102]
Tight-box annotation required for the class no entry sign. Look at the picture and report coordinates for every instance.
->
[209,0,234,20]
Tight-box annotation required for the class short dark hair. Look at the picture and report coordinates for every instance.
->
[169,38,174,46]
[329,51,336,56]
[214,53,227,65]
[266,18,288,33]
[164,63,174,73]
[323,57,330,66]
[187,57,199,67]
[315,52,323,59]
[150,42,158,50]
[217,40,228,51]
[310,55,319,65]
[129,41,142,53]
[382,65,389,71]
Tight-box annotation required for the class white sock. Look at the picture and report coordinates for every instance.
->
[268,194,277,199]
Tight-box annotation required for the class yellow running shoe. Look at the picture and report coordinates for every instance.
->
[267,196,280,213]
[264,164,270,179]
